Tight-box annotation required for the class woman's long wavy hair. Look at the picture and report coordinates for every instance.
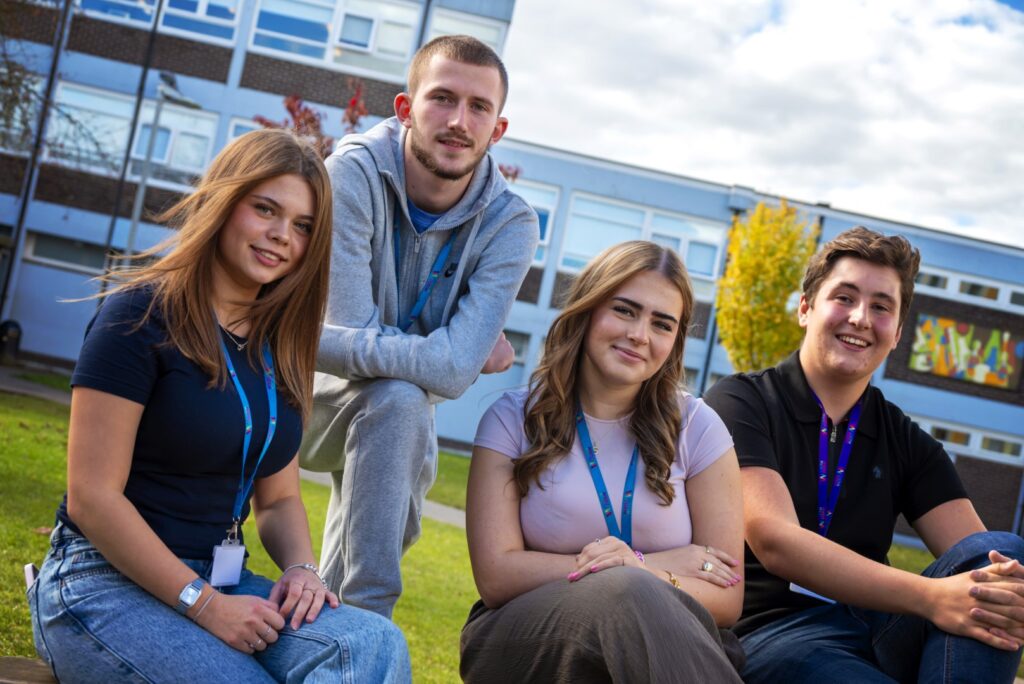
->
[96,129,332,420]
[515,241,695,505]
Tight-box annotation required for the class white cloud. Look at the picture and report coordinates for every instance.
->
[502,0,1024,248]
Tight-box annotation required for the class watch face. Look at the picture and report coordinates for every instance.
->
[182,584,202,606]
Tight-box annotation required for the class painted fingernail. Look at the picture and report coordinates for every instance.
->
[568,572,577,581]
[591,566,599,572]
[970,586,980,597]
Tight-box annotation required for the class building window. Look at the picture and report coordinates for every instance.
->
[129,102,218,188]
[916,271,948,289]
[427,8,508,54]
[25,232,109,274]
[511,181,558,266]
[163,0,239,41]
[254,0,335,60]
[931,426,971,446]
[47,82,134,171]
[1012,291,1024,307]
[559,194,727,301]
[504,330,530,366]
[252,0,420,79]
[229,118,259,140]
[332,0,420,79]
[79,0,239,43]
[959,280,999,301]
[981,437,1023,458]
[47,82,216,188]
[80,0,155,23]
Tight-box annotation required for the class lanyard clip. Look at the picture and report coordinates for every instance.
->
[226,520,240,544]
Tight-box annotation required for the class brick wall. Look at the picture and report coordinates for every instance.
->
[885,293,1024,406]
[515,266,542,304]
[3,2,59,44]
[34,165,183,219]
[0,154,28,195]
[240,54,400,116]
[67,15,231,82]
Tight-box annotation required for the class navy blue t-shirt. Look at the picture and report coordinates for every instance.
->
[57,287,303,559]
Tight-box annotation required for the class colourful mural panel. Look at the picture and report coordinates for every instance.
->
[909,314,1024,390]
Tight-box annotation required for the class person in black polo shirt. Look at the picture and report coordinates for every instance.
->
[704,226,1024,683]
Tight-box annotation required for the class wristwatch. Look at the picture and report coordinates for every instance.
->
[176,578,205,614]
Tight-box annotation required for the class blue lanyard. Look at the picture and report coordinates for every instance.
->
[574,407,640,547]
[393,211,458,332]
[811,393,863,537]
[220,337,278,535]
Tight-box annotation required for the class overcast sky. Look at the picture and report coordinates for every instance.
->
[500,0,1024,249]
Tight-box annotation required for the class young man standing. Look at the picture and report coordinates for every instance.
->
[301,36,538,618]
[705,227,1024,682]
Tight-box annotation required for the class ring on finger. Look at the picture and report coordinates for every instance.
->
[594,538,602,544]
[255,637,264,648]
[262,625,273,639]
[701,560,714,573]
[705,545,713,554]
[246,641,255,650]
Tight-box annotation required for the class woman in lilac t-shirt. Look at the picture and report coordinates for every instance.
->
[461,241,745,682]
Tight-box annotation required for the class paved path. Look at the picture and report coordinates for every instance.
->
[0,364,467,528]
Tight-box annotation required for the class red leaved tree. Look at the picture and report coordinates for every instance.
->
[255,79,368,159]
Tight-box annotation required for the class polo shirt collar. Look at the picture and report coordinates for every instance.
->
[775,351,878,438]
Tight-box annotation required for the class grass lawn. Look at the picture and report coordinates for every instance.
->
[16,371,71,393]
[0,392,476,682]
[0,390,1011,680]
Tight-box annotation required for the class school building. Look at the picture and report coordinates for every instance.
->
[2,0,1022,543]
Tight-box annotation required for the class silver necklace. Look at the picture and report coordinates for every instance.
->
[221,326,249,351]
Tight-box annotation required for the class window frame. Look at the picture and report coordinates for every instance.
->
[557,192,728,301]
[511,179,559,267]
[77,0,240,47]
[425,7,508,54]
[23,231,112,276]
[914,264,1024,314]
[911,414,1024,467]
[249,0,422,84]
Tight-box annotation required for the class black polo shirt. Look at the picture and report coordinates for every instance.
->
[703,352,967,637]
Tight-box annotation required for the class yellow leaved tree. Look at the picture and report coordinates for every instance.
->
[716,200,820,373]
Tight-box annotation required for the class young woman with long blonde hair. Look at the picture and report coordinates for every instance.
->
[28,129,409,682]
[461,241,745,682]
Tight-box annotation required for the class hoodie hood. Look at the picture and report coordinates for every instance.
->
[333,116,511,231]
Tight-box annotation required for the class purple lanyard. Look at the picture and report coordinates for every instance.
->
[811,394,863,538]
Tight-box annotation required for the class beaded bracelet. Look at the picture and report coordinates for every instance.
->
[633,549,645,564]
[283,562,329,590]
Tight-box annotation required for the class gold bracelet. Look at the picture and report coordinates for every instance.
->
[665,570,681,589]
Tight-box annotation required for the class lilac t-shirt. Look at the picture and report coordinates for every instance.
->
[474,389,734,554]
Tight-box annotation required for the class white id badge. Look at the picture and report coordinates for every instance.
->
[789,582,836,604]
[210,540,245,587]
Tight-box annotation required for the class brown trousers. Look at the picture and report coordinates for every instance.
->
[460,566,745,683]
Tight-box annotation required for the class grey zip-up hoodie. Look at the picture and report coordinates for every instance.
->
[316,117,539,401]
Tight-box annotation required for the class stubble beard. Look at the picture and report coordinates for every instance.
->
[409,123,487,182]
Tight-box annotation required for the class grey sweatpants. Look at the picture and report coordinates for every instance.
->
[299,372,438,619]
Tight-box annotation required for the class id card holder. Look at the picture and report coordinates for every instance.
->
[789,582,836,604]
[210,539,245,587]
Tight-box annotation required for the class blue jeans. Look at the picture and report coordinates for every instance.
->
[28,524,411,683]
[741,531,1024,684]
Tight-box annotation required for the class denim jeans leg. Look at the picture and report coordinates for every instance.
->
[235,569,412,684]
[740,603,896,684]
[29,526,273,684]
[872,531,1024,684]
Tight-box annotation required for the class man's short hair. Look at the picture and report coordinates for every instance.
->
[802,226,921,328]
[407,35,509,110]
